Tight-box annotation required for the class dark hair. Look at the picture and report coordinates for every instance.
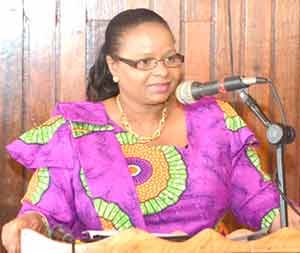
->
[87,8,172,101]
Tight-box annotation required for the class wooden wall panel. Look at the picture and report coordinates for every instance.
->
[1,2,300,251]
[152,0,181,50]
[59,0,86,101]
[23,0,57,128]
[213,0,235,102]
[0,2,24,252]
[273,0,300,201]
[86,0,110,76]
[87,0,126,20]
[228,0,243,76]
[126,0,150,9]
[240,0,273,173]
[22,0,58,187]
[213,0,231,79]
[183,0,211,81]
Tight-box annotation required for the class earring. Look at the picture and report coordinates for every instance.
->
[113,76,119,83]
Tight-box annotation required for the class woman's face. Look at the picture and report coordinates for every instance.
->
[107,22,183,105]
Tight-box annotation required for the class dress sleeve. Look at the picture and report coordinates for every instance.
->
[6,114,74,170]
[18,166,77,236]
[6,104,78,235]
[219,100,280,230]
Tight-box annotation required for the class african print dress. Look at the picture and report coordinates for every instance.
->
[6,97,279,238]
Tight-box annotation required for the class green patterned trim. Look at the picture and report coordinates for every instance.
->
[79,168,92,198]
[79,168,133,230]
[246,147,271,181]
[93,199,133,230]
[71,122,114,138]
[27,168,50,204]
[216,100,246,131]
[225,116,246,131]
[20,116,66,144]
[261,208,280,229]
[116,132,138,144]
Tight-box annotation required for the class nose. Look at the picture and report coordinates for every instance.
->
[152,60,168,77]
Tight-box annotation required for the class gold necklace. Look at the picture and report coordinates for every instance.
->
[116,95,168,144]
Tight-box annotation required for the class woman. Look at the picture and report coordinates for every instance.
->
[2,8,297,253]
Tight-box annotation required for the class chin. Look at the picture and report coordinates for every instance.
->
[148,93,174,105]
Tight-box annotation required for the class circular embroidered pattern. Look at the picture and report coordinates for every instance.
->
[123,144,170,203]
[127,157,152,184]
[116,132,188,215]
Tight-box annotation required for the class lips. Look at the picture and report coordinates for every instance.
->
[149,81,170,85]
[148,82,171,93]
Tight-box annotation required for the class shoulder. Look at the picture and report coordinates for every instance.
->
[184,96,234,113]
[17,101,112,145]
[184,96,225,118]
[185,97,246,132]
[6,101,113,170]
[53,101,110,125]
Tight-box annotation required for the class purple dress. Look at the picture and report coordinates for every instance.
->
[6,97,279,238]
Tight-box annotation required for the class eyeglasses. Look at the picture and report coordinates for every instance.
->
[114,53,184,71]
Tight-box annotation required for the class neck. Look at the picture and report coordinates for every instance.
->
[117,95,175,123]
[116,95,176,143]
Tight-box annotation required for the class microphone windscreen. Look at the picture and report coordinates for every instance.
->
[175,80,196,104]
[51,225,74,243]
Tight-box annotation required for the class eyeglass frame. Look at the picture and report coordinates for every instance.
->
[113,53,184,71]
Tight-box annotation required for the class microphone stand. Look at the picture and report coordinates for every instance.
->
[51,225,76,253]
[238,90,296,227]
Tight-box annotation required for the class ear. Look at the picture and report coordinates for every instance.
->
[106,55,119,77]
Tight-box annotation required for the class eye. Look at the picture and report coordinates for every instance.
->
[165,54,181,64]
[136,58,156,69]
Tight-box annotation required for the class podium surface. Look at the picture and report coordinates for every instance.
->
[21,227,300,253]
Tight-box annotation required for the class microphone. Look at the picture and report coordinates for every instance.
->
[175,76,269,104]
[51,225,76,253]
[51,225,74,243]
